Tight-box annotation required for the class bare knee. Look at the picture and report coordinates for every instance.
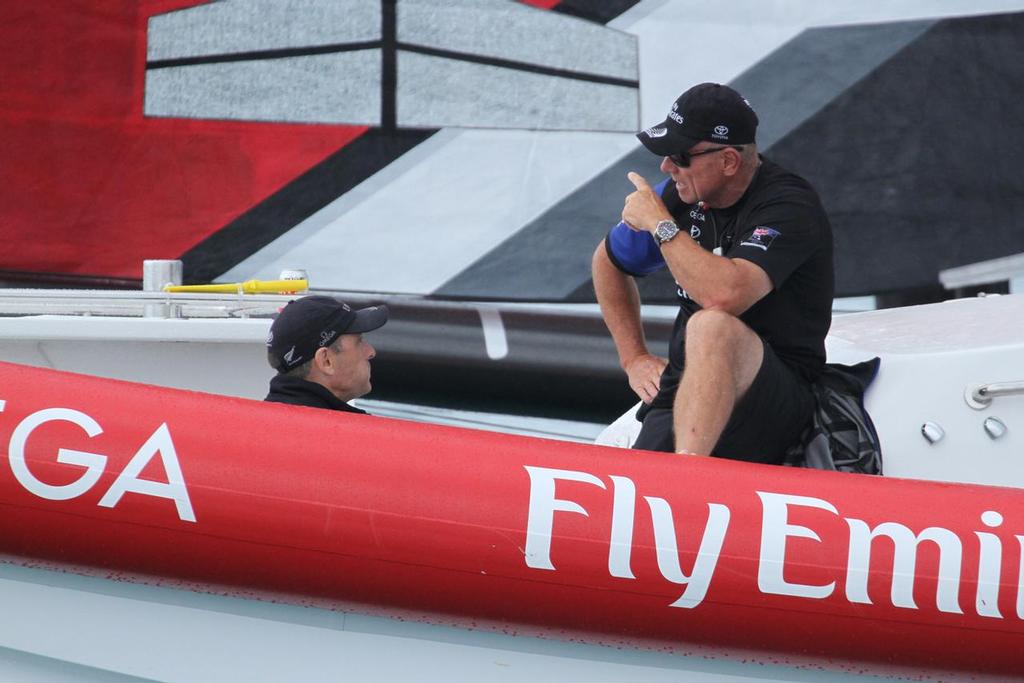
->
[685,309,746,354]
[684,309,763,393]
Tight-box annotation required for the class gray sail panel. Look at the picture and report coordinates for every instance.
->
[397,0,638,81]
[145,0,637,132]
[434,145,663,301]
[768,11,1024,296]
[146,0,380,60]
[397,53,638,132]
[145,53,382,125]
[732,20,935,149]
[435,17,949,302]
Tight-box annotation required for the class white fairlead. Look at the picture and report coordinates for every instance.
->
[477,307,509,360]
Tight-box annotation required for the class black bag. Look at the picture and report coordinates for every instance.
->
[786,358,883,475]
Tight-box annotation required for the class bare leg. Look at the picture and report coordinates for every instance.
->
[673,310,764,455]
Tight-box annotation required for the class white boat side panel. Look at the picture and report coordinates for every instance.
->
[0,316,271,344]
[864,348,1023,487]
[0,315,609,440]
[220,129,638,293]
[0,563,982,683]
[1,296,1022,487]
[0,650,151,683]
[357,398,604,444]
[0,341,269,400]
[0,316,274,400]
[827,295,1024,487]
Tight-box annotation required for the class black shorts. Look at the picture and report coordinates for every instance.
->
[632,340,814,464]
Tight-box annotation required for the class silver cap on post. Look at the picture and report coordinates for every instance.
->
[143,259,183,318]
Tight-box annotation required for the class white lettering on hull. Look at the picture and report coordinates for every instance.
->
[646,496,730,608]
[757,492,837,599]
[98,423,195,523]
[846,520,963,614]
[1018,536,1024,620]
[525,465,729,608]
[523,466,605,570]
[9,408,107,501]
[607,475,636,579]
[1,403,195,522]
[976,511,1004,618]
[524,465,1024,620]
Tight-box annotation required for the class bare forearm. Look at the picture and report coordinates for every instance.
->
[622,172,757,314]
[592,241,648,367]
[658,237,749,313]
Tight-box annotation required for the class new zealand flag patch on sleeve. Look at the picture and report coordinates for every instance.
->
[740,226,780,251]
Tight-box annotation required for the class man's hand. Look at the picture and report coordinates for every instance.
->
[624,353,668,404]
[622,172,673,233]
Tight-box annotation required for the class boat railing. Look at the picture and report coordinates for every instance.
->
[0,288,292,319]
[965,380,1024,409]
[0,283,686,324]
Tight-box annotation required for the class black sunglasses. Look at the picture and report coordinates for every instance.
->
[668,145,744,168]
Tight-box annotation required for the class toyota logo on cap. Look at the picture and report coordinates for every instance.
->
[714,125,729,136]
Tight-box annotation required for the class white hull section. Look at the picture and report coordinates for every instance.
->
[0,562,1002,683]
[1,293,1022,486]
[827,295,1024,487]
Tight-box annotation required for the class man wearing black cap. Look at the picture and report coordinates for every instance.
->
[592,82,834,463]
[264,295,388,413]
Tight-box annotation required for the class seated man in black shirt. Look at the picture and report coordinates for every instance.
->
[264,295,388,413]
[592,82,834,463]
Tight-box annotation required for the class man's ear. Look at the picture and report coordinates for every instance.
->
[722,148,743,176]
[312,345,332,374]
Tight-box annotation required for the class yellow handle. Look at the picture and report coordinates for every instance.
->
[163,279,309,294]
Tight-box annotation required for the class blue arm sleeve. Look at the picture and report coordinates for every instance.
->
[604,178,670,277]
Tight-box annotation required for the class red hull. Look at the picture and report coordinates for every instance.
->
[0,361,1021,676]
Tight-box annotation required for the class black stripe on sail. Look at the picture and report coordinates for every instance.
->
[179,129,437,284]
[147,42,637,91]
[396,42,638,89]
[147,41,383,69]
[553,0,642,25]
[381,0,398,131]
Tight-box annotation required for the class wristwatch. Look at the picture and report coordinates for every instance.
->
[654,219,680,245]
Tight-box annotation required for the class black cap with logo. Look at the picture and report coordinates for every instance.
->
[266,295,388,372]
[636,82,758,156]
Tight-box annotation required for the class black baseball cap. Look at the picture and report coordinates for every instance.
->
[266,295,388,372]
[636,82,758,156]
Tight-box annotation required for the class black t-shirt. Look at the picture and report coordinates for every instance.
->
[605,157,834,410]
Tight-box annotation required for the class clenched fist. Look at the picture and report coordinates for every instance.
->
[621,172,673,233]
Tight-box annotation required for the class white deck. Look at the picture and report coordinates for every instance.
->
[1,293,1022,487]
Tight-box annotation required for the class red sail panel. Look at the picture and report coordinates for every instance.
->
[0,1,364,278]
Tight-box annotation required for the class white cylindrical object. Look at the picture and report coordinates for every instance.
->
[279,269,309,294]
[143,260,183,318]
